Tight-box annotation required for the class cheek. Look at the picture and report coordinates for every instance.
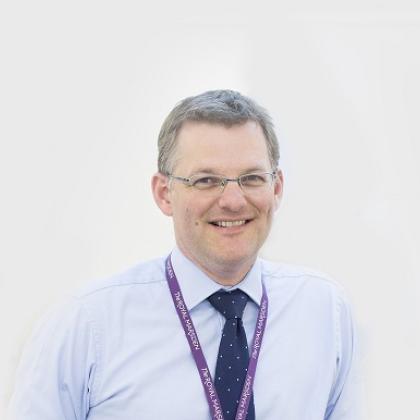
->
[253,196,276,214]
[178,206,200,227]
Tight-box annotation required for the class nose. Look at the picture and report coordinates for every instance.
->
[217,180,247,212]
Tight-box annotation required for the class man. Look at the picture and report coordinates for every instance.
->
[8,90,361,419]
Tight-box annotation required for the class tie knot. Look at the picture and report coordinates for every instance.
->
[208,289,248,320]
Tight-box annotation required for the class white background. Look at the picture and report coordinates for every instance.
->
[1,1,419,419]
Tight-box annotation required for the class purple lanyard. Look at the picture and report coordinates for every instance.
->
[165,255,268,420]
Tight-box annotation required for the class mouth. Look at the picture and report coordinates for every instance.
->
[209,219,252,228]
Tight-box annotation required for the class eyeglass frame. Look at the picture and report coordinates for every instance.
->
[166,170,278,192]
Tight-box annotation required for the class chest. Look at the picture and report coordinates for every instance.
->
[86,299,337,419]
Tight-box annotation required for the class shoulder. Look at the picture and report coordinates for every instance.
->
[27,256,166,334]
[261,259,345,290]
[260,259,351,308]
[28,256,169,332]
[73,256,167,299]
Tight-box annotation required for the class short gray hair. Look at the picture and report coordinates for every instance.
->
[157,89,279,174]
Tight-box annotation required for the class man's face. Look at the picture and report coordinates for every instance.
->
[153,120,283,277]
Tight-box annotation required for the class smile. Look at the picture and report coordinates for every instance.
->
[210,220,250,228]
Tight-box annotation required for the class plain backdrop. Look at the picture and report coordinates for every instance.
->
[1,1,419,419]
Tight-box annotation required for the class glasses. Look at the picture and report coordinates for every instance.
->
[167,171,277,193]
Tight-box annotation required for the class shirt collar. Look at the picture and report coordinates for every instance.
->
[170,247,262,310]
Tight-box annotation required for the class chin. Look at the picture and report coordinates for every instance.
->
[209,247,256,267]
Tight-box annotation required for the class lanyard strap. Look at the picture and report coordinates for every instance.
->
[165,255,268,420]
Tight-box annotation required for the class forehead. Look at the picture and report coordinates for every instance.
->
[173,121,271,175]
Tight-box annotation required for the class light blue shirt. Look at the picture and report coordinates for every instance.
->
[8,248,361,419]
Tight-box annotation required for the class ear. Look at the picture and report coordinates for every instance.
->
[273,169,284,211]
[151,172,173,216]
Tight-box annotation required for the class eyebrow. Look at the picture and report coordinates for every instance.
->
[241,166,271,174]
[187,166,270,177]
[189,169,219,175]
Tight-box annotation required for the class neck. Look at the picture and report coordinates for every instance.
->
[178,247,256,286]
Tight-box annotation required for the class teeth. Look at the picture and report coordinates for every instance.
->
[215,220,246,227]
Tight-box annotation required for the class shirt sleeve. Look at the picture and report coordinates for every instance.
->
[324,291,366,420]
[7,298,98,420]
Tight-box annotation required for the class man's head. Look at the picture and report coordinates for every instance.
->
[152,90,283,284]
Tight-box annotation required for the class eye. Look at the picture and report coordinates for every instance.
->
[240,173,267,187]
[191,176,221,189]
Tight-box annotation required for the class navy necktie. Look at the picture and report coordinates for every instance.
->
[208,289,255,420]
